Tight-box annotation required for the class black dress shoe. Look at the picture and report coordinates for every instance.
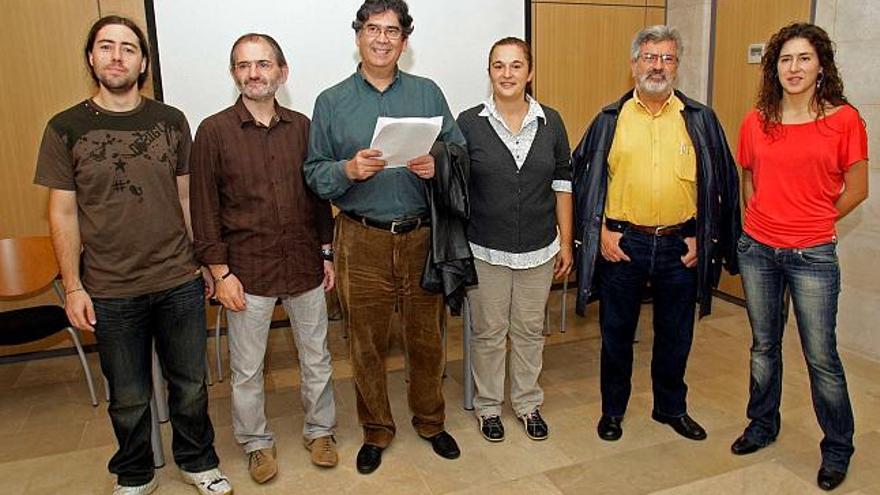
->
[356,444,383,474]
[597,415,623,441]
[651,412,707,440]
[421,431,460,459]
[817,467,846,491]
[730,434,772,455]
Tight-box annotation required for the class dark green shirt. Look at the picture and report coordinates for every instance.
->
[304,68,465,222]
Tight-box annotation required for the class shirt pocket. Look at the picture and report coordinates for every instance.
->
[674,142,697,183]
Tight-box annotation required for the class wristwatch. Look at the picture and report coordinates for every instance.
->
[320,247,334,261]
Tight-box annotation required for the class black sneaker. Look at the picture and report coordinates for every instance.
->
[478,415,505,442]
[520,409,549,440]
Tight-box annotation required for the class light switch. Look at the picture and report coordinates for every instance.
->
[747,43,765,64]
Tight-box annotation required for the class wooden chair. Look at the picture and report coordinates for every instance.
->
[0,236,98,406]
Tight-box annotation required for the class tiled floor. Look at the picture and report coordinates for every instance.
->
[1,294,879,494]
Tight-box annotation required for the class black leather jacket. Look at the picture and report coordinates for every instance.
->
[572,90,741,318]
[422,141,477,314]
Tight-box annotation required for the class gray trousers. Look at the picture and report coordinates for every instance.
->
[226,284,336,453]
[466,258,554,418]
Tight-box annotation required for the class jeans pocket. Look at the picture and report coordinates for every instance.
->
[736,233,753,254]
[798,243,837,265]
[617,231,632,260]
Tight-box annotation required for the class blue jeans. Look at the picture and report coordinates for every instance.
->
[597,229,697,418]
[737,233,854,471]
[93,277,219,486]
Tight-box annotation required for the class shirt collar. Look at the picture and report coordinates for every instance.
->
[632,89,681,117]
[478,94,545,132]
[355,63,402,93]
[232,96,292,128]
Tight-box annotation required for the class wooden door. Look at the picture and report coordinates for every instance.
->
[531,0,666,147]
[0,0,152,353]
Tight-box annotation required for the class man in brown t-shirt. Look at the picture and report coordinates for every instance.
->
[189,33,338,483]
[33,15,232,495]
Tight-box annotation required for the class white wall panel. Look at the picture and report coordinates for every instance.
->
[153,0,525,128]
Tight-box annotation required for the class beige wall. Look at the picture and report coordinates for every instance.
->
[814,0,880,362]
[666,0,712,103]
[815,0,880,169]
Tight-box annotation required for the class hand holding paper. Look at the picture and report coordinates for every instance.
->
[345,149,386,181]
[406,154,435,179]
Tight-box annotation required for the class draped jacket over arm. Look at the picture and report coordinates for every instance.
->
[421,141,477,314]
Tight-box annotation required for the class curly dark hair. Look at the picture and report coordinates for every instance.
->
[757,22,849,134]
[351,0,414,38]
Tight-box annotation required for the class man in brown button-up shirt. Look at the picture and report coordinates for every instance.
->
[190,33,338,482]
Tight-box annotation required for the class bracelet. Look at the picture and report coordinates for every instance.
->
[65,287,84,295]
[213,271,234,283]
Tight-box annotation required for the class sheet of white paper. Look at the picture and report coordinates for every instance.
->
[369,116,443,168]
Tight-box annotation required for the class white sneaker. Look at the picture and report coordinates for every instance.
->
[180,468,233,495]
[112,477,158,495]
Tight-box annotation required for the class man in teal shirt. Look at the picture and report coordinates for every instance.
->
[304,0,465,476]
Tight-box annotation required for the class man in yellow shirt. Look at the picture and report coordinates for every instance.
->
[572,26,741,443]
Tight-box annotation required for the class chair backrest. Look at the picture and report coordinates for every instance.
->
[0,237,60,298]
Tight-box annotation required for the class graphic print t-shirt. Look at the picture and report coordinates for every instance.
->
[34,98,199,297]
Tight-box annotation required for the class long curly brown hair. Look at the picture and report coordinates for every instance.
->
[757,23,849,134]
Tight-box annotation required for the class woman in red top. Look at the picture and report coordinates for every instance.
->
[731,23,868,492]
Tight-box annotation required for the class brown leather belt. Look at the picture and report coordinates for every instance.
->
[606,218,696,237]
[344,211,430,235]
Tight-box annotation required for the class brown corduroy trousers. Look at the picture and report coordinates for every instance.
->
[334,214,446,447]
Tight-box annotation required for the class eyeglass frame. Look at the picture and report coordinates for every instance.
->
[232,59,276,72]
[360,23,405,41]
[639,52,679,66]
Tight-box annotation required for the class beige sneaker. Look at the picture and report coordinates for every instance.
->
[304,435,338,467]
[112,477,158,495]
[179,467,233,494]
[247,447,277,484]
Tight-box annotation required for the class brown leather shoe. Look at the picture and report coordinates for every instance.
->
[304,435,338,468]
[248,446,277,484]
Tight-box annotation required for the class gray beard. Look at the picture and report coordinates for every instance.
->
[637,73,674,97]
[237,81,280,102]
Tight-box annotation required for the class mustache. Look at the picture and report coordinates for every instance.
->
[642,70,667,80]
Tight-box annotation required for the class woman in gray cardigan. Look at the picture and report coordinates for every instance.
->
[457,37,573,443]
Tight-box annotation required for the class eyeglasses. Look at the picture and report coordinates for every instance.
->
[640,53,678,65]
[362,24,403,40]
[234,60,274,72]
